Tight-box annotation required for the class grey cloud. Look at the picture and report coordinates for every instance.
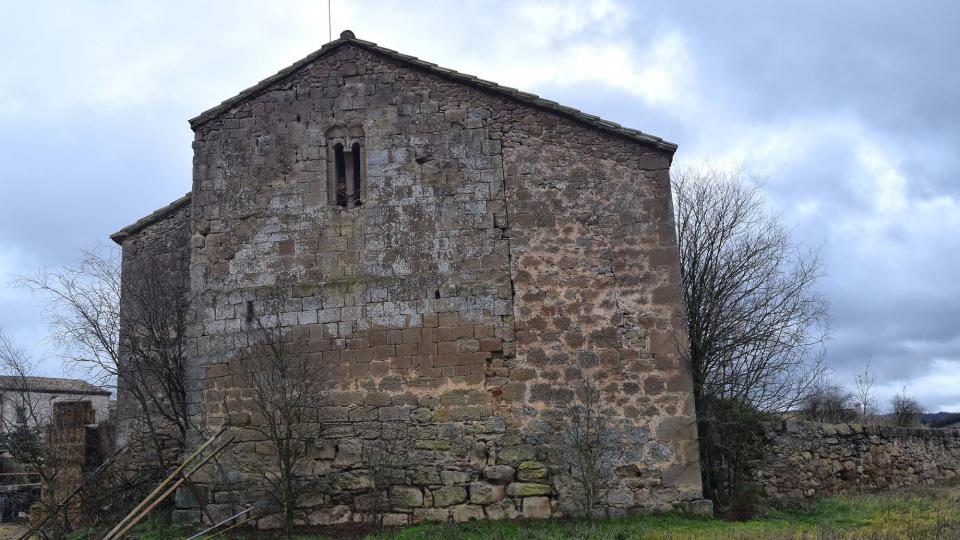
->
[1,1,958,411]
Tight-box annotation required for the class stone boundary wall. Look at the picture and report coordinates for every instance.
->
[755,420,960,503]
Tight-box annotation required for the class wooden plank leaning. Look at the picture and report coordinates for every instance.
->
[101,427,226,540]
[185,506,251,540]
[207,514,256,539]
[105,434,234,540]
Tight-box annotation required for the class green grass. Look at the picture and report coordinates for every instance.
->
[359,488,960,540]
[108,486,960,540]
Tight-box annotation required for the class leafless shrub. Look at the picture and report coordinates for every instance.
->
[801,381,856,424]
[16,247,193,475]
[854,361,879,424]
[891,390,923,427]
[223,282,339,538]
[363,423,411,531]
[553,377,623,519]
[673,163,829,507]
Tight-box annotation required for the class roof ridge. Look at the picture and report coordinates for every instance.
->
[188,32,677,153]
[110,192,192,244]
[0,375,111,395]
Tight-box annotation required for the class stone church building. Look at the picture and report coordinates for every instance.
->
[112,31,704,527]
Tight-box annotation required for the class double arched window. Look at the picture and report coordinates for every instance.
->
[326,125,365,208]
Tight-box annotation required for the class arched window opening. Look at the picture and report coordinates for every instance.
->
[351,142,362,207]
[334,143,346,207]
[326,125,365,209]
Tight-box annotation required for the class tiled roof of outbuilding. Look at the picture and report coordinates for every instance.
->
[0,376,110,396]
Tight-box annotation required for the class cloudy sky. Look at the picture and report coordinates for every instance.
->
[1,1,958,411]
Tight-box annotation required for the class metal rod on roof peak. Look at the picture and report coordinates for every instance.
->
[328,0,332,42]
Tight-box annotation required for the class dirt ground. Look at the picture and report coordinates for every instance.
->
[0,523,28,539]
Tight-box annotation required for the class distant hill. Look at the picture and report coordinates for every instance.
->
[921,411,960,428]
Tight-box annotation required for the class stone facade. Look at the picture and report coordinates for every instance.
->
[112,32,703,527]
[755,420,960,503]
[112,194,191,452]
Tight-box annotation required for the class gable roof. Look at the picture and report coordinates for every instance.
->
[0,376,110,396]
[189,30,677,153]
[110,192,191,245]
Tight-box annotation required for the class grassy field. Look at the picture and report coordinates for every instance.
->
[106,485,960,540]
[357,487,960,540]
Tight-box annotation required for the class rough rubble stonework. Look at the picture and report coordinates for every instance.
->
[112,32,704,527]
[756,421,960,502]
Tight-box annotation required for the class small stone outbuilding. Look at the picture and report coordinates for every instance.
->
[112,31,704,527]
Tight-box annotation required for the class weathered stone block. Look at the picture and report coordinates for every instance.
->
[256,513,282,530]
[469,481,505,504]
[333,439,362,467]
[409,467,441,486]
[308,505,352,525]
[383,513,410,526]
[333,470,372,491]
[390,486,424,508]
[451,504,484,522]
[413,508,450,523]
[441,469,473,485]
[606,488,634,507]
[484,499,520,520]
[506,482,551,497]
[497,445,536,465]
[522,496,551,519]
[483,465,515,483]
[432,486,468,507]
[516,461,547,481]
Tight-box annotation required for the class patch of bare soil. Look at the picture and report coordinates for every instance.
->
[0,523,29,540]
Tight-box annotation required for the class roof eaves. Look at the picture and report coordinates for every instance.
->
[110,192,192,245]
[186,33,678,153]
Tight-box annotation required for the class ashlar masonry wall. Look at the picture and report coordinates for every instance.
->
[756,421,960,503]
[117,35,704,529]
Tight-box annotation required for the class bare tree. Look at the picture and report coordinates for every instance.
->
[16,247,193,475]
[854,360,878,424]
[115,254,193,469]
[890,389,923,428]
[673,163,829,507]
[800,380,856,424]
[553,378,623,519]
[14,247,121,386]
[674,164,829,413]
[223,284,339,538]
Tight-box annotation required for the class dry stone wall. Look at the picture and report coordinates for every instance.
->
[756,420,960,503]
[117,38,704,528]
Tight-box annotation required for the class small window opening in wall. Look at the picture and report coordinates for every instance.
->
[434,290,441,299]
[334,143,347,207]
[15,406,25,424]
[351,142,362,207]
[326,125,365,209]
[245,300,255,323]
